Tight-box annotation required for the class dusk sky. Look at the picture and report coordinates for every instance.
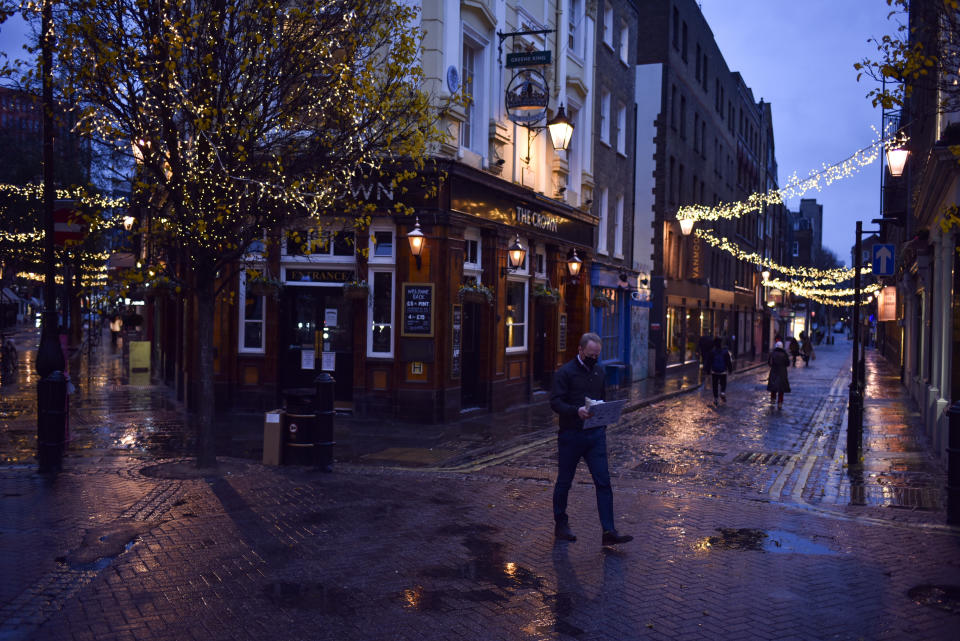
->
[1,3,899,264]
[700,0,898,265]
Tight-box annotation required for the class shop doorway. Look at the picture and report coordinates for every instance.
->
[533,306,548,390]
[460,301,484,408]
[279,286,353,407]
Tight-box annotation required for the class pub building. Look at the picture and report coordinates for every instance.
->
[214,164,596,422]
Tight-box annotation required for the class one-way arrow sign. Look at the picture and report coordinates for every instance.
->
[872,244,895,276]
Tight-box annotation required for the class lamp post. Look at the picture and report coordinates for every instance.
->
[36,0,67,473]
[566,249,582,284]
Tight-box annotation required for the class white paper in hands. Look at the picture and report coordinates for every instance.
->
[582,398,627,428]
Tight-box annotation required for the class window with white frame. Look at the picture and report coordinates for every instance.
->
[368,227,395,263]
[616,102,626,154]
[239,271,265,353]
[534,246,546,278]
[614,195,624,258]
[598,188,609,255]
[600,90,610,145]
[792,241,799,257]
[603,2,614,48]
[565,103,581,189]
[569,0,583,57]
[619,19,629,63]
[368,269,394,357]
[284,229,355,259]
[463,227,482,279]
[505,279,528,351]
[461,36,482,152]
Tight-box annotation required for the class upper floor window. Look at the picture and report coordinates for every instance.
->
[569,0,583,56]
[681,21,688,62]
[600,89,611,144]
[603,2,614,48]
[616,102,626,154]
[619,19,629,64]
[672,7,680,51]
[461,37,482,152]
[679,95,686,139]
[598,188,609,255]
[613,195,624,258]
[695,44,702,81]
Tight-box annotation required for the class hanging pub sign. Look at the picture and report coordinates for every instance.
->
[505,69,548,126]
[877,285,897,322]
[506,50,551,68]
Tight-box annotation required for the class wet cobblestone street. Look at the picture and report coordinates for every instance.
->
[1,330,958,640]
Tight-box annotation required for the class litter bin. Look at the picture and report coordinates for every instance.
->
[282,388,317,465]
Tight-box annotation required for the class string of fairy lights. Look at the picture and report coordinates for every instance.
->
[678,126,907,307]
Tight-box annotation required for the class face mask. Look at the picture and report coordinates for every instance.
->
[582,355,598,369]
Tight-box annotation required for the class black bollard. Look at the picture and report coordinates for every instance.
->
[946,401,960,525]
[37,370,67,473]
[314,373,336,472]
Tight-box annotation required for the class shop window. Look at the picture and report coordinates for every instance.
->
[464,227,482,281]
[239,271,265,354]
[368,270,394,357]
[534,249,546,278]
[598,288,620,361]
[505,279,527,352]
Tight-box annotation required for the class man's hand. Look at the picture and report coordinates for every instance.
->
[578,406,592,420]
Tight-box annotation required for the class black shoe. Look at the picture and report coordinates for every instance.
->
[602,530,633,545]
[555,523,577,541]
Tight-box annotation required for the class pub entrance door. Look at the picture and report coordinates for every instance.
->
[533,305,548,390]
[460,301,483,408]
[279,285,353,407]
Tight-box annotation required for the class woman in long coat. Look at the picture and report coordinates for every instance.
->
[768,341,791,411]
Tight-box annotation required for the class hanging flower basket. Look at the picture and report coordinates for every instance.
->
[458,282,494,305]
[343,281,370,300]
[591,293,614,308]
[533,284,561,306]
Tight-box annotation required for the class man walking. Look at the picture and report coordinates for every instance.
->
[549,333,633,546]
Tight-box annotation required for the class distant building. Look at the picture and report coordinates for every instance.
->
[637,0,773,371]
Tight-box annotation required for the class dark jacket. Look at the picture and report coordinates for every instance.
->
[708,347,733,374]
[767,348,791,393]
[550,356,606,431]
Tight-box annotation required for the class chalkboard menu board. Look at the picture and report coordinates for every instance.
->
[558,313,568,352]
[401,283,434,337]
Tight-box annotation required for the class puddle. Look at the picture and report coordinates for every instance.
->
[57,538,139,572]
[908,585,960,614]
[694,528,839,555]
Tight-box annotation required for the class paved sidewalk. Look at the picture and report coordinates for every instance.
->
[1,328,958,640]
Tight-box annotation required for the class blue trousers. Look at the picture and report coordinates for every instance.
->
[553,427,615,532]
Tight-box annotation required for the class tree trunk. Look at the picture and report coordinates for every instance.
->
[195,277,217,468]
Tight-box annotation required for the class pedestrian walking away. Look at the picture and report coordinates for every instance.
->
[800,332,815,367]
[549,332,633,546]
[698,332,714,384]
[787,336,800,367]
[767,340,791,411]
[708,338,733,406]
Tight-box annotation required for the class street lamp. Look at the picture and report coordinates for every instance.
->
[123,215,136,231]
[885,145,909,178]
[761,269,771,283]
[566,249,583,283]
[546,104,574,152]
[501,234,527,277]
[406,217,425,270]
[678,217,695,236]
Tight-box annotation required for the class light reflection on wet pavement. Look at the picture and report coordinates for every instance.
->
[1,328,957,641]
